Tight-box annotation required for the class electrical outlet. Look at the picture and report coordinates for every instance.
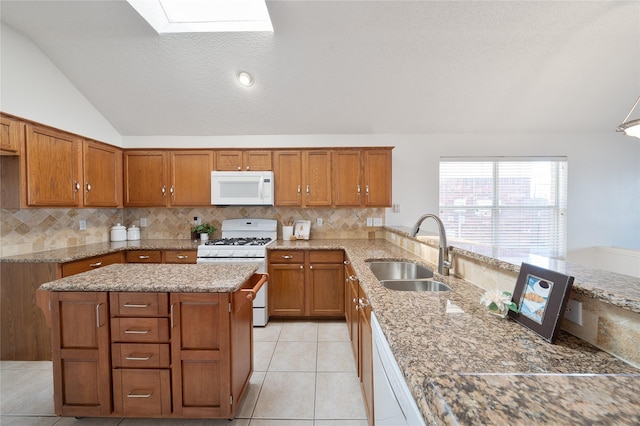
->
[79,220,87,231]
[140,218,147,227]
[564,299,583,326]
[373,217,383,226]
[392,204,400,213]
[366,218,373,227]
[316,217,323,227]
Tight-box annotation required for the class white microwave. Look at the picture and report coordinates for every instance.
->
[211,171,274,206]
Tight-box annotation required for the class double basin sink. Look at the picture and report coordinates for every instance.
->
[368,261,452,292]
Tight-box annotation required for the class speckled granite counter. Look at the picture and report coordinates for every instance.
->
[270,239,640,425]
[38,263,259,293]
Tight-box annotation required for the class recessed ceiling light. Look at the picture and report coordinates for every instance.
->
[237,71,254,87]
[127,0,273,34]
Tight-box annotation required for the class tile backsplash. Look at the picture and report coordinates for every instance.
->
[1,206,386,256]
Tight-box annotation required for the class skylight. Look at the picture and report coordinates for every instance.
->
[127,0,273,33]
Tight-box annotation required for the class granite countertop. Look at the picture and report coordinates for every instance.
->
[270,239,640,424]
[39,263,260,293]
[5,237,640,423]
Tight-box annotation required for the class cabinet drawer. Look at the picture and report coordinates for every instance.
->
[110,292,169,317]
[125,250,162,263]
[309,250,344,263]
[268,250,304,264]
[61,252,123,277]
[111,318,170,343]
[113,368,171,416]
[164,250,197,264]
[112,343,170,368]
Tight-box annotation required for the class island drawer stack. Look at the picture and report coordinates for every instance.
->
[110,292,171,416]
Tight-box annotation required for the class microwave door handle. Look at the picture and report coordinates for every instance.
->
[259,176,264,198]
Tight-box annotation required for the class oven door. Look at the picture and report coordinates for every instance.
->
[196,257,269,326]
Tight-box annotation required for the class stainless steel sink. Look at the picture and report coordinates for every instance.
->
[368,261,433,281]
[379,280,452,292]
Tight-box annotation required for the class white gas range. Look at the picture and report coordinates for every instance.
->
[196,218,277,326]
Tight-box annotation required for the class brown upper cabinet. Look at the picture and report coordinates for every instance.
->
[124,150,213,207]
[24,124,83,207]
[332,148,392,207]
[215,150,272,171]
[0,115,22,154]
[273,150,333,207]
[83,140,123,207]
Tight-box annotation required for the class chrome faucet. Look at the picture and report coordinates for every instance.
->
[410,214,451,276]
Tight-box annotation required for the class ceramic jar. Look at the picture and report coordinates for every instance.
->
[127,225,141,241]
[110,223,127,242]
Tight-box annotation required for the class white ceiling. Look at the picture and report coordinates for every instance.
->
[1,0,639,136]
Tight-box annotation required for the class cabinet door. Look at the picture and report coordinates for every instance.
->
[125,250,163,263]
[358,284,374,423]
[171,293,231,418]
[164,250,197,264]
[170,150,214,206]
[303,150,332,206]
[332,150,361,206]
[308,263,345,317]
[268,263,305,316]
[363,149,392,207]
[124,151,168,206]
[83,140,123,207]
[0,116,21,153]
[50,292,111,416]
[215,150,243,171]
[25,124,82,207]
[244,150,272,171]
[273,151,302,206]
[61,252,123,277]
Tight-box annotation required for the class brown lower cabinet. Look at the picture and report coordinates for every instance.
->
[268,249,345,318]
[345,258,374,425]
[39,284,255,419]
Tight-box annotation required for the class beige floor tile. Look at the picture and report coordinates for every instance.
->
[315,372,367,420]
[278,322,318,342]
[318,322,350,342]
[1,368,54,415]
[268,341,317,372]
[317,341,356,372]
[235,371,266,419]
[253,341,276,372]
[253,322,283,342]
[0,416,58,426]
[119,418,249,425]
[314,421,369,426]
[53,418,123,425]
[252,371,315,419]
[250,421,313,426]
[0,361,52,370]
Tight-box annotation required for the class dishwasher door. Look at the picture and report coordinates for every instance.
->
[371,312,425,426]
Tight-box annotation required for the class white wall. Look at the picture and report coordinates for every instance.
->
[3,21,639,254]
[0,23,122,146]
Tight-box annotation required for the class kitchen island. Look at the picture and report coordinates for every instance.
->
[37,263,263,419]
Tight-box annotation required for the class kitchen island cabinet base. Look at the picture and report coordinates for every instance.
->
[37,274,265,420]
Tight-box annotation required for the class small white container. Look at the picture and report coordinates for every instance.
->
[282,226,294,241]
[127,225,141,241]
[110,223,127,242]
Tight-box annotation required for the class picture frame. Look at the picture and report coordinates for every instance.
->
[508,262,574,343]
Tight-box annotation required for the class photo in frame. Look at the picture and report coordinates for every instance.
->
[508,263,575,343]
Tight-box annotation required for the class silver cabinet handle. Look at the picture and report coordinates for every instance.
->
[86,182,91,192]
[177,255,189,259]
[170,304,175,328]
[123,303,149,308]
[246,166,250,171]
[161,185,166,194]
[124,329,151,334]
[357,184,361,196]
[237,166,241,171]
[359,298,369,308]
[300,265,304,269]
[344,260,351,265]
[139,255,150,259]
[281,255,293,259]
[127,391,153,398]
[73,180,80,192]
[297,185,301,194]
[96,303,102,328]
[125,354,152,361]
[89,262,102,267]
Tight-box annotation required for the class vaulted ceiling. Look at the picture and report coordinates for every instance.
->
[1,1,639,136]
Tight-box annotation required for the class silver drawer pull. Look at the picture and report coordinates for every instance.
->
[124,329,151,334]
[89,262,103,267]
[123,303,150,308]
[127,391,153,398]
[177,255,189,259]
[138,255,150,259]
[125,354,152,361]
[281,255,293,259]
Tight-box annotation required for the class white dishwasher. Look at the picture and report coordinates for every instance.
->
[371,312,426,426]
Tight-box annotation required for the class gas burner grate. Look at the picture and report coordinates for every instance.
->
[204,237,272,247]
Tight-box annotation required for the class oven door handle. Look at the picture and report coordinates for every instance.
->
[242,273,268,302]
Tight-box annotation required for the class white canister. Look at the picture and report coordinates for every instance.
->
[127,225,141,241]
[110,223,127,242]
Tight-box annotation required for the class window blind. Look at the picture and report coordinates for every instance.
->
[439,157,568,258]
